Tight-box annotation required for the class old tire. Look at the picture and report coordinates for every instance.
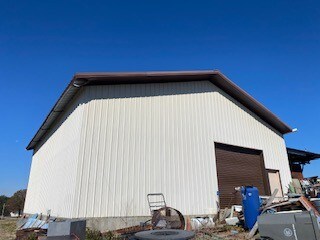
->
[134,229,195,240]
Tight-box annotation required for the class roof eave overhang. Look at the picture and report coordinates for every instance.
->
[287,147,320,163]
[26,70,292,150]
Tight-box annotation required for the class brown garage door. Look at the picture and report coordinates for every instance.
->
[215,143,270,208]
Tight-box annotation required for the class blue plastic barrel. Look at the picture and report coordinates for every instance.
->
[241,186,260,230]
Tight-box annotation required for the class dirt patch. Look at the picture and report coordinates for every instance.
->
[0,218,18,240]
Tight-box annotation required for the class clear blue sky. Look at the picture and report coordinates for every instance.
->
[1,1,319,196]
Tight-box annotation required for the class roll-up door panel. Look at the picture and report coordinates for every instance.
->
[215,143,270,208]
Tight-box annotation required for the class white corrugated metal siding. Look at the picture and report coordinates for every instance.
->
[24,93,85,218]
[72,81,291,218]
[25,81,291,218]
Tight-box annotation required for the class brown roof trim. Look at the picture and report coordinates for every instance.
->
[287,147,320,163]
[26,70,292,150]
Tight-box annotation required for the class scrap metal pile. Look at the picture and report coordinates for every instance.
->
[289,176,320,198]
[217,185,320,239]
[13,185,320,239]
[15,214,86,240]
[109,193,194,239]
[15,213,54,240]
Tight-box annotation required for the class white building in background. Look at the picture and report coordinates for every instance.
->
[24,70,292,229]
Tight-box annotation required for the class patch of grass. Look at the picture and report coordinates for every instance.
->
[0,218,17,240]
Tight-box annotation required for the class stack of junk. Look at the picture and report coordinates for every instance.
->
[15,181,320,239]
[220,182,320,240]
[16,193,195,240]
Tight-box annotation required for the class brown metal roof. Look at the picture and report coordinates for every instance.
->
[287,147,320,164]
[26,70,292,150]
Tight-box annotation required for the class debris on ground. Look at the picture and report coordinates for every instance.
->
[147,193,186,229]
[195,225,247,240]
[109,190,320,239]
[6,186,320,240]
[152,207,185,229]
[16,228,47,240]
[111,224,153,237]
[15,213,53,239]
[47,220,86,239]
[190,217,215,230]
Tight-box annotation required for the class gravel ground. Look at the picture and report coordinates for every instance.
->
[0,218,17,240]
